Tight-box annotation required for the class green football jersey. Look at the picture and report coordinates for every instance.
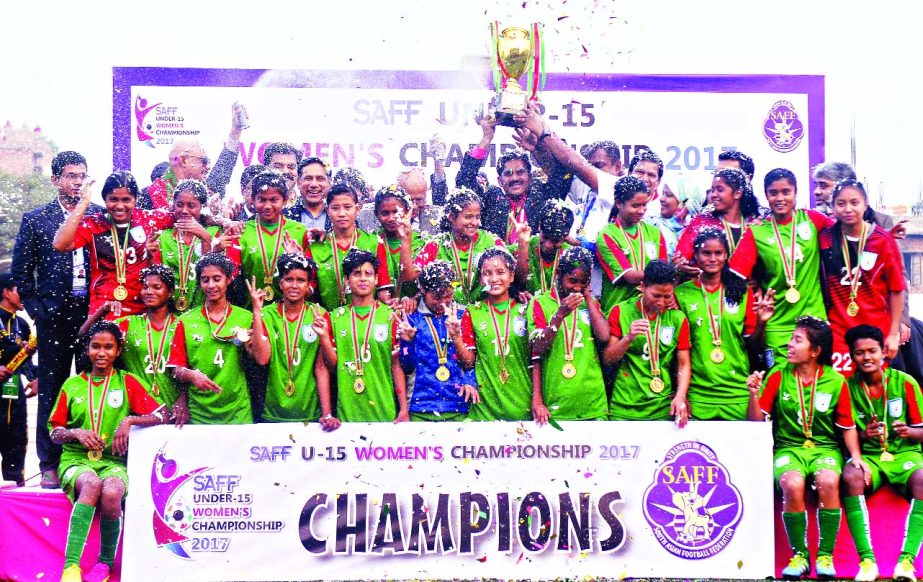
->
[674,281,753,410]
[758,363,853,450]
[233,217,307,306]
[158,226,220,311]
[168,305,254,424]
[608,300,690,420]
[116,314,179,406]
[412,230,503,305]
[261,302,328,422]
[329,302,398,422]
[466,300,532,421]
[381,231,423,298]
[528,291,607,420]
[49,370,161,465]
[309,230,391,312]
[847,368,923,456]
[596,221,665,313]
[511,236,571,296]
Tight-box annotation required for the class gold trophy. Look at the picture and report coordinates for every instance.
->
[490,22,544,127]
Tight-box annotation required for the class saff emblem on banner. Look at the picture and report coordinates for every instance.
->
[642,442,743,559]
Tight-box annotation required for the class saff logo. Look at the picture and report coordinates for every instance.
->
[150,447,210,559]
[642,442,743,559]
[762,100,804,153]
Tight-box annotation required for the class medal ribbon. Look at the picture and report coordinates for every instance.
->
[840,222,871,302]
[205,303,234,341]
[861,373,891,449]
[700,279,724,348]
[145,314,174,378]
[616,219,646,272]
[796,368,819,439]
[256,217,285,285]
[331,231,358,305]
[449,236,475,303]
[721,218,746,254]
[561,304,579,362]
[641,306,663,377]
[770,215,799,289]
[349,303,378,377]
[109,222,132,286]
[538,249,561,294]
[281,303,308,382]
[87,370,114,436]
[175,229,196,297]
[488,302,513,369]
[423,315,449,364]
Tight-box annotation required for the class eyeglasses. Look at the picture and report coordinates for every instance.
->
[184,154,210,166]
[62,172,87,181]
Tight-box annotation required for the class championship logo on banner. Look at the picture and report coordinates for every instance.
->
[124,422,774,580]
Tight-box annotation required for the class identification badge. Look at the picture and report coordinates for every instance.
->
[1,373,20,399]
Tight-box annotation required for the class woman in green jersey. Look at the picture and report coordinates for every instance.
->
[149,179,219,313]
[168,253,266,424]
[250,253,339,429]
[50,320,168,582]
[328,249,408,422]
[675,227,775,420]
[464,248,533,421]
[529,246,610,422]
[747,316,868,579]
[603,259,691,426]
[372,184,421,304]
[596,176,668,313]
[841,325,923,582]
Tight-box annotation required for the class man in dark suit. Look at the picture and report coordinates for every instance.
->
[11,151,101,488]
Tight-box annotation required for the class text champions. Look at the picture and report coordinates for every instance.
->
[298,490,626,555]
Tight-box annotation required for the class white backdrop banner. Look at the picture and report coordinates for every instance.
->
[113,69,824,208]
[123,421,774,580]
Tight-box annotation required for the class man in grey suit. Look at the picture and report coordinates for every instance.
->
[11,151,102,488]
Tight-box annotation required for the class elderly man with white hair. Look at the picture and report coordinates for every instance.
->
[356,166,445,235]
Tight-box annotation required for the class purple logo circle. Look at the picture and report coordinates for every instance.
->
[642,442,743,559]
[763,100,804,153]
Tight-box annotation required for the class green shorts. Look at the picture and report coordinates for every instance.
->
[848,450,923,494]
[410,411,465,422]
[773,446,843,484]
[689,400,748,421]
[60,458,129,502]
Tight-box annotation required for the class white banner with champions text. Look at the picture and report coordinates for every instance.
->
[123,421,774,580]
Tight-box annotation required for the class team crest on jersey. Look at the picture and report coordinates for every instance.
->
[797,221,811,241]
[578,309,590,326]
[373,324,388,342]
[814,392,832,413]
[644,241,658,259]
[108,389,124,408]
[302,324,318,343]
[642,441,743,560]
[513,316,528,337]
[660,326,675,345]
[860,252,878,271]
[888,398,903,418]
[130,226,147,243]
[724,299,740,314]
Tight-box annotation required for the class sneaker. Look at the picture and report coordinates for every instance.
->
[41,469,60,489]
[84,562,111,582]
[782,553,810,579]
[816,554,837,579]
[894,556,917,582]
[855,558,878,581]
[60,564,82,582]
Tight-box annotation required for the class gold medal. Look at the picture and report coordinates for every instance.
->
[88,449,103,461]
[803,439,815,449]
[436,365,451,382]
[561,362,577,378]
[175,295,189,312]
[113,284,128,301]
[710,347,725,364]
[354,377,366,393]
[151,382,160,397]
[785,287,800,304]
[236,327,251,343]
[285,380,296,396]
[880,450,895,462]
[847,301,859,317]
[499,368,510,384]
[263,285,275,302]
[650,375,665,393]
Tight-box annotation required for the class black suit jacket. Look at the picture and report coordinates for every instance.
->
[11,200,101,322]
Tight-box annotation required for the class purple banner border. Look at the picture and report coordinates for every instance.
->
[113,68,824,203]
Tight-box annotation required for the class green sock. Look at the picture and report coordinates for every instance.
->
[99,517,122,567]
[817,508,842,556]
[64,502,96,567]
[901,498,923,560]
[782,511,809,557]
[843,495,874,560]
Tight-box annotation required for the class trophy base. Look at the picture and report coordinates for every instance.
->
[494,110,520,127]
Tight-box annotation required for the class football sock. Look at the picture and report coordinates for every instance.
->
[64,502,96,567]
[817,508,842,556]
[844,495,874,560]
[782,511,809,557]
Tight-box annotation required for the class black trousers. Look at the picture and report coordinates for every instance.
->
[0,393,27,483]
[35,296,87,472]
